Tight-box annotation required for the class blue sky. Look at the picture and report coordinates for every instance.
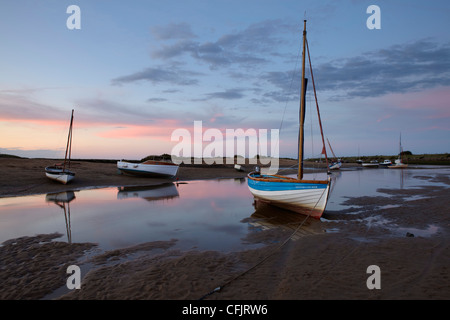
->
[0,0,449,159]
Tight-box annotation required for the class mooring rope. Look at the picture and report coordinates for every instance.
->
[199,187,328,300]
[306,210,374,293]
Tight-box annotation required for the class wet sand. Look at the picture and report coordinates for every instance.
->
[0,157,250,198]
[0,158,449,300]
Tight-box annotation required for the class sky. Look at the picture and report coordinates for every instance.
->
[0,0,449,160]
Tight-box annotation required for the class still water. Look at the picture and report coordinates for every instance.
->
[0,166,448,252]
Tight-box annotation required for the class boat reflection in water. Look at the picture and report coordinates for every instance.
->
[42,184,181,249]
[45,191,76,243]
[117,182,179,202]
[249,199,325,241]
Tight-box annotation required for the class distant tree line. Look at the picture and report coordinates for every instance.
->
[141,154,172,162]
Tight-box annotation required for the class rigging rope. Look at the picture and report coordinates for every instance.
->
[306,38,329,172]
[279,38,302,134]
[271,39,303,161]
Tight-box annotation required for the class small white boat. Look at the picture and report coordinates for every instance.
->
[379,159,392,167]
[327,138,341,170]
[45,166,75,184]
[329,161,342,170]
[234,164,244,172]
[388,134,408,169]
[362,161,379,168]
[361,162,380,168]
[117,160,179,178]
[45,109,75,184]
[362,163,379,168]
[388,159,408,169]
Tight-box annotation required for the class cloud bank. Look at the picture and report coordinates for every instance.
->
[113,18,450,106]
[314,39,450,99]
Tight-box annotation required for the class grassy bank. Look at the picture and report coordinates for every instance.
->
[308,153,450,165]
[2,153,449,165]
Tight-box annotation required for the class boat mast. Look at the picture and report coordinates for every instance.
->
[327,138,337,161]
[298,20,307,180]
[63,109,74,171]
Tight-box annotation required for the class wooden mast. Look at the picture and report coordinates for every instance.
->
[298,20,307,180]
[327,138,337,161]
[63,109,74,171]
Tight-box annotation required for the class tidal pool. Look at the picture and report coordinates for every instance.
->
[0,166,448,252]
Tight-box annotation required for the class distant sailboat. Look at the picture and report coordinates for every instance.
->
[379,159,392,167]
[45,110,75,184]
[356,145,363,164]
[327,138,342,170]
[247,20,331,219]
[362,160,379,168]
[389,133,408,169]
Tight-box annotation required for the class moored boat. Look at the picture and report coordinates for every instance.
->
[45,166,75,184]
[379,159,392,167]
[329,161,342,170]
[327,138,341,170]
[388,159,408,169]
[248,173,330,218]
[247,20,331,219]
[45,109,75,184]
[388,134,408,169]
[362,160,379,168]
[117,160,179,177]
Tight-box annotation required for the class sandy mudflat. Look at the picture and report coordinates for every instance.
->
[0,158,449,300]
[0,157,319,198]
[0,158,252,197]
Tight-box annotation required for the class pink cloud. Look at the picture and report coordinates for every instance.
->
[387,87,450,119]
[0,117,69,128]
[97,123,178,140]
[376,114,393,123]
